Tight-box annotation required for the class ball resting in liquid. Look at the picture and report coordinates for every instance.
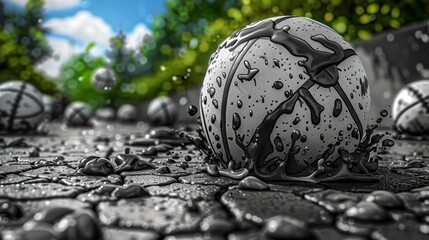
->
[199,16,377,183]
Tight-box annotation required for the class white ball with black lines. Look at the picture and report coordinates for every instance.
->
[392,80,429,135]
[147,97,178,126]
[0,80,44,132]
[64,101,92,126]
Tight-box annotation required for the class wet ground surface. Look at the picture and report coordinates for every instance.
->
[1,121,429,240]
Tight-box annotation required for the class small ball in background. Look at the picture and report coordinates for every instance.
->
[147,96,178,126]
[95,107,116,121]
[392,80,429,136]
[117,104,137,122]
[0,80,44,132]
[64,101,92,126]
[92,68,116,92]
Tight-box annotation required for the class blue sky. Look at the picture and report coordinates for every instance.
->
[4,0,167,77]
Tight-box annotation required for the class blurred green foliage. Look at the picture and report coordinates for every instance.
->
[130,0,429,100]
[54,0,429,107]
[0,0,59,95]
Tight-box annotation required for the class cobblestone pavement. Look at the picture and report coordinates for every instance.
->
[1,121,429,240]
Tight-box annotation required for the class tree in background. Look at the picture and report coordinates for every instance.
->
[0,0,59,95]
[0,1,5,29]
[6,0,51,63]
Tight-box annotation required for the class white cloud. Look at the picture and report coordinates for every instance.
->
[6,0,80,10]
[36,37,108,78]
[126,24,151,50]
[44,11,114,47]
[36,37,77,77]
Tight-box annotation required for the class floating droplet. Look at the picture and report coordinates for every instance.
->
[216,76,222,87]
[237,100,243,108]
[211,114,216,123]
[293,117,301,125]
[273,81,283,90]
[333,99,342,117]
[352,128,359,139]
[382,139,395,147]
[187,105,198,116]
[212,99,218,108]
[273,59,280,68]
[274,136,284,152]
[208,87,216,98]
[232,113,241,130]
[380,110,388,117]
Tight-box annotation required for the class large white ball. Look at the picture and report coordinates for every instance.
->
[92,68,116,92]
[117,104,137,122]
[0,81,44,132]
[64,101,92,126]
[147,96,178,126]
[392,80,429,135]
[200,16,370,180]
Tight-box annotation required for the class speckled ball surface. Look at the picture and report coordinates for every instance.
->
[117,104,137,122]
[147,97,178,126]
[64,101,92,126]
[392,80,429,135]
[92,68,116,92]
[0,81,44,132]
[200,16,370,178]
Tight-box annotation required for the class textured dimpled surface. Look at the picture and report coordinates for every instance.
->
[392,80,429,135]
[200,16,370,174]
[0,80,44,131]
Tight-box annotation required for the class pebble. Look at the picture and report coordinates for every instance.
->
[0,200,24,223]
[53,210,101,240]
[28,147,40,157]
[23,206,101,240]
[264,215,316,240]
[238,176,269,191]
[79,157,115,176]
[33,159,58,167]
[111,184,149,198]
[200,217,236,234]
[363,191,403,209]
[405,160,425,168]
[156,166,171,174]
[344,201,391,222]
[114,154,156,173]
[179,162,189,169]
[141,146,158,156]
[187,105,198,116]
